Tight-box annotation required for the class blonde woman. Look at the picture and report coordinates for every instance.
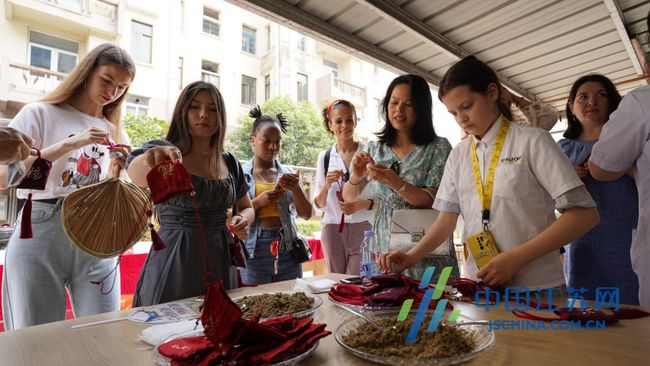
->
[0,43,135,330]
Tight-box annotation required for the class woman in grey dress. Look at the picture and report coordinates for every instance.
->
[126,81,254,306]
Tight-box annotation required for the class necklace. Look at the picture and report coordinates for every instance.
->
[253,166,277,184]
[192,147,211,155]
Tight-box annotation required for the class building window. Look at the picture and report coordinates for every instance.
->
[264,75,270,101]
[297,73,308,101]
[202,7,220,37]
[131,20,152,63]
[125,95,150,116]
[28,31,78,75]
[178,57,183,89]
[297,33,306,52]
[241,75,256,105]
[265,25,271,52]
[242,26,256,55]
[323,59,339,78]
[201,60,220,88]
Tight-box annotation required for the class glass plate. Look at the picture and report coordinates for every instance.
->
[334,312,494,365]
[232,291,323,320]
[152,330,320,366]
[328,295,402,312]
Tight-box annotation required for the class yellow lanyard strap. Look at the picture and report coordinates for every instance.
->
[470,119,510,231]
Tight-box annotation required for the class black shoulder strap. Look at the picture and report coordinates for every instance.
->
[223,152,239,215]
[323,147,332,177]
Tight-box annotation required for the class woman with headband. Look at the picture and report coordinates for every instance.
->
[314,99,373,275]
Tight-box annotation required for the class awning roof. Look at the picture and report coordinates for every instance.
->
[226,0,650,114]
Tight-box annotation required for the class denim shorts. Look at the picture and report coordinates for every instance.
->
[240,227,302,285]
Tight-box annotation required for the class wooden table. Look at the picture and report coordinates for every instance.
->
[0,273,648,365]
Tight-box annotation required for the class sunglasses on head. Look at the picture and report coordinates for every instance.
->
[390,160,402,175]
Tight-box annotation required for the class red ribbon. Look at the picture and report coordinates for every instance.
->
[336,188,344,233]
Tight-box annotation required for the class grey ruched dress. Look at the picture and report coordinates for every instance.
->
[128,141,248,307]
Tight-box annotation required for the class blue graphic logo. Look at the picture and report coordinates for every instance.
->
[396,266,460,344]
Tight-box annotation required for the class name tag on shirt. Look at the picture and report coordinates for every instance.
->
[466,230,501,269]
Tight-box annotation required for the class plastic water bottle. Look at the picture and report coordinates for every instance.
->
[360,230,380,278]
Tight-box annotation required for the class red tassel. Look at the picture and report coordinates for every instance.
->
[20,193,33,239]
[150,224,166,250]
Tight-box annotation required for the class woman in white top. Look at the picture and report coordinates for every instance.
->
[314,100,373,275]
[0,44,135,330]
[380,56,600,289]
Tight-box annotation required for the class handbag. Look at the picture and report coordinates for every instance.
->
[229,233,249,268]
[389,209,459,278]
[291,236,312,263]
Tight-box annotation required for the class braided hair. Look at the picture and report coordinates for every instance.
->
[249,105,288,135]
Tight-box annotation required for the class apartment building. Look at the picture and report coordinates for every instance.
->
[0,0,394,130]
[0,0,396,224]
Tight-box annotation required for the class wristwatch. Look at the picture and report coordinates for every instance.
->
[367,199,374,210]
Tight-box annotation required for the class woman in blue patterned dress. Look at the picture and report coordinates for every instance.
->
[559,74,639,304]
[343,74,455,280]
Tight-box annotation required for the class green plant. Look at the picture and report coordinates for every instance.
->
[296,220,322,238]
[123,112,170,149]
[226,96,334,166]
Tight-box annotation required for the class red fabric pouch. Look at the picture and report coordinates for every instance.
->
[158,336,212,359]
[146,160,194,204]
[17,149,52,238]
[17,150,51,190]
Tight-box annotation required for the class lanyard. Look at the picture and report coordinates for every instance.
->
[470,119,510,232]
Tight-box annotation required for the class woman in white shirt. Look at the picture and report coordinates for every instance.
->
[314,100,373,275]
[0,44,135,330]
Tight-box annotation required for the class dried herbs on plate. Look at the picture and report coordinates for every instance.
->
[239,292,315,319]
[341,314,476,359]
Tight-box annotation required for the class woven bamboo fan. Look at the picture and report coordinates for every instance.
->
[61,177,152,258]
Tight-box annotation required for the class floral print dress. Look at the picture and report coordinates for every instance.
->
[365,137,456,280]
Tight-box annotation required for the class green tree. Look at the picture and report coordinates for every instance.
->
[227,96,333,167]
[123,113,170,149]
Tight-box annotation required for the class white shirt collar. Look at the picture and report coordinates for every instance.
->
[332,141,363,155]
[471,115,504,146]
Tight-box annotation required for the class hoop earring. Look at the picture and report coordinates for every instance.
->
[83,80,87,89]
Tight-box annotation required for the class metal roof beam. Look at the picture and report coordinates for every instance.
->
[224,0,441,86]
[356,0,536,100]
[603,0,646,78]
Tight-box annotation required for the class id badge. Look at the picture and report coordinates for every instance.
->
[465,230,501,269]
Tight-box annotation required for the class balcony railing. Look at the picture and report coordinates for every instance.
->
[39,0,118,20]
[333,78,366,100]
[7,0,119,33]
[0,61,67,104]
[11,63,65,93]
[316,73,367,108]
